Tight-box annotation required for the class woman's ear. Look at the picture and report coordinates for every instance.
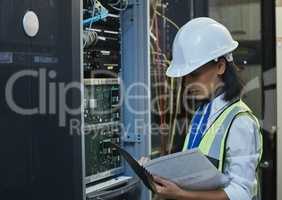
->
[217,58,226,75]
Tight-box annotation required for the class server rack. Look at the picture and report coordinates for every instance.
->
[0,0,82,199]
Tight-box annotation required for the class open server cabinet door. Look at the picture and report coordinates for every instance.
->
[0,1,83,200]
[0,0,33,198]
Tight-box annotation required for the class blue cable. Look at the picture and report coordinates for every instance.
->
[83,9,109,26]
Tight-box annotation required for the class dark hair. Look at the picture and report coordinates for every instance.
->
[220,58,244,101]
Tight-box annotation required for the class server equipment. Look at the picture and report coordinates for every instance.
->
[82,1,131,199]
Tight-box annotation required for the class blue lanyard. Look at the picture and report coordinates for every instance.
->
[187,102,212,149]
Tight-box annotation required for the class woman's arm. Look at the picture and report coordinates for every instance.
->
[154,176,229,200]
[177,189,229,200]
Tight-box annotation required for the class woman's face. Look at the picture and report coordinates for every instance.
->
[183,59,226,100]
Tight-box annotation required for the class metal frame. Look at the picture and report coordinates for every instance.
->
[121,0,151,200]
[73,0,84,200]
[261,1,277,199]
[193,0,208,17]
[85,167,125,184]
[84,78,120,85]
[276,5,282,200]
[80,0,86,199]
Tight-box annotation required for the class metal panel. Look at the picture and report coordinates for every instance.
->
[29,0,83,199]
[0,1,32,199]
[0,0,83,199]
[121,0,151,199]
[0,0,83,200]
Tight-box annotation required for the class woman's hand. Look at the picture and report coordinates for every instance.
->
[138,156,150,166]
[153,176,185,199]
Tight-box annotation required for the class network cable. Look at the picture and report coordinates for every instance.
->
[83,0,109,26]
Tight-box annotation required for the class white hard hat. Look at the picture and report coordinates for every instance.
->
[166,17,239,78]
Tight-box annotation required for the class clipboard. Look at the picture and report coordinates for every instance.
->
[110,143,157,192]
[111,143,231,192]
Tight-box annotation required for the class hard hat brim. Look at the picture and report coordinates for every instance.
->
[166,63,196,78]
[166,41,239,78]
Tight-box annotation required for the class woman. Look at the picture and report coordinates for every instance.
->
[150,18,263,200]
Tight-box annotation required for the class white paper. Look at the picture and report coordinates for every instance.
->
[144,149,231,191]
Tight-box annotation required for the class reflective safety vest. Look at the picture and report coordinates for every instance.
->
[182,99,263,172]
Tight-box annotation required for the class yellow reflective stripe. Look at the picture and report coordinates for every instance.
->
[259,130,263,162]
[181,99,262,197]
[250,114,263,163]
[199,102,239,155]
[183,100,241,153]
[182,99,262,173]
[182,131,190,151]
